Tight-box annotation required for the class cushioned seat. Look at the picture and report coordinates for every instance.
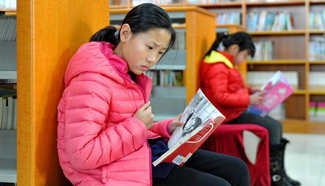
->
[202,124,271,186]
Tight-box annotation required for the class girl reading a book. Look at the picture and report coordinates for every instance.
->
[200,32,300,186]
[57,3,250,186]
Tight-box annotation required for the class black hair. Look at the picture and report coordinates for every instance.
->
[205,32,255,58]
[90,3,176,55]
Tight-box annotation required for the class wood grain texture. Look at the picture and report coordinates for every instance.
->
[184,8,216,103]
[17,1,109,185]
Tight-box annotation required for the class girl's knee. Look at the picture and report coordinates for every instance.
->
[235,157,249,174]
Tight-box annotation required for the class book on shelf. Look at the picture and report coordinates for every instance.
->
[309,71,325,89]
[146,70,183,87]
[248,71,294,116]
[246,11,294,32]
[1,97,8,129]
[153,89,225,167]
[216,12,241,25]
[6,96,13,130]
[309,11,325,30]
[13,96,16,130]
[309,101,325,122]
[0,88,16,130]
[251,40,274,61]
[309,36,325,61]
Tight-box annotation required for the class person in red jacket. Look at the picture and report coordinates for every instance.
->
[200,32,301,186]
[57,3,250,186]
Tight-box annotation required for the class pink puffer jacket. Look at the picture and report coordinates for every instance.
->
[57,42,173,186]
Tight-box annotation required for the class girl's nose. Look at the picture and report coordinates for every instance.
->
[147,54,157,64]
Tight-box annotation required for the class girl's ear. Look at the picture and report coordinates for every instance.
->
[119,24,132,42]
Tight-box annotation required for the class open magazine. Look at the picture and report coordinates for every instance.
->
[152,89,225,167]
[248,71,294,116]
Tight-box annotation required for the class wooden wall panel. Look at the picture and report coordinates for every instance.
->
[17,1,109,185]
[185,10,216,103]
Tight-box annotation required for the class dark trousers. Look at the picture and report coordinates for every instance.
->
[227,111,283,145]
[153,149,250,186]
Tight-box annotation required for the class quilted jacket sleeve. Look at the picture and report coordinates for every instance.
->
[62,73,147,170]
[149,119,174,138]
[207,63,250,107]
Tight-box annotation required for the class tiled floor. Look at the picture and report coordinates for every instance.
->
[283,133,325,186]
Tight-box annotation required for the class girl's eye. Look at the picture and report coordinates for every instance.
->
[147,45,153,50]
[158,51,164,55]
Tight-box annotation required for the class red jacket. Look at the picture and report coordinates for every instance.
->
[200,51,251,122]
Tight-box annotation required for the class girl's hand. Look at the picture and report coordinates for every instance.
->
[249,91,265,105]
[251,88,261,94]
[168,114,184,133]
[134,102,154,129]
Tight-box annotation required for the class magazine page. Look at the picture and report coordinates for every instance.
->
[152,89,225,166]
[167,89,224,148]
[248,71,294,116]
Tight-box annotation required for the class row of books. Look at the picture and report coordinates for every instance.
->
[145,70,183,87]
[309,71,325,89]
[248,71,325,93]
[216,12,241,25]
[309,101,325,122]
[251,40,274,61]
[309,11,325,30]
[309,37,325,61]
[247,71,325,89]
[0,96,16,130]
[0,0,15,10]
[246,11,294,31]
[0,16,16,41]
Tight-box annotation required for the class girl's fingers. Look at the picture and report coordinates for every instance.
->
[141,102,151,110]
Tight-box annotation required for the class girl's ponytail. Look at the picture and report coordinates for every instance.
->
[89,26,119,46]
[205,33,229,57]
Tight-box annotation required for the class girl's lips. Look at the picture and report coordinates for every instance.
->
[141,65,149,71]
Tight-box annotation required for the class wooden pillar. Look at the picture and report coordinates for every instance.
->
[16,1,109,185]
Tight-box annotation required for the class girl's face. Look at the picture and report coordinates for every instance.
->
[117,24,171,75]
[234,49,249,65]
[226,44,249,65]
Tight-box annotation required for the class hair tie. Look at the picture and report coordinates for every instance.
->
[114,30,120,40]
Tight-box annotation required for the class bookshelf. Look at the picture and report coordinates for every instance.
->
[110,7,216,121]
[110,1,325,133]
[16,0,109,185]
[198,0,325,133]
[0,3,17,184]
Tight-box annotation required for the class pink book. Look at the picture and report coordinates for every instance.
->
[248,71,294,116]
